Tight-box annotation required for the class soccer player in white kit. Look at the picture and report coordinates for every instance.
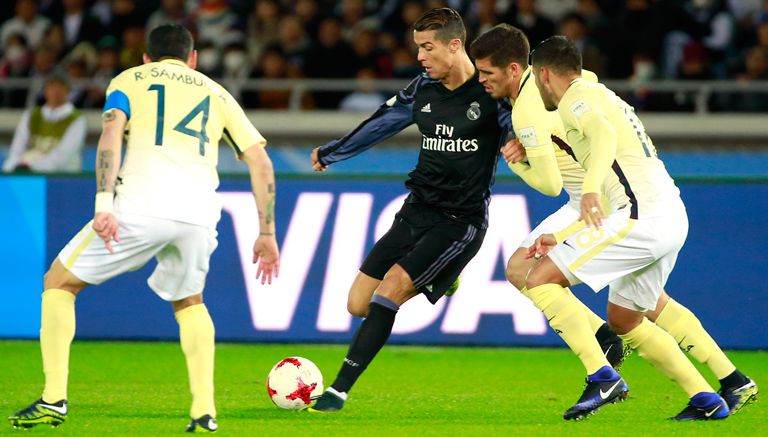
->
[527,35,731,420]
[472,25,757,421]
[470,24,633,416]
[8,24,280,432]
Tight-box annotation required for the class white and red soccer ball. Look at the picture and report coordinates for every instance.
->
[267,357,324,409]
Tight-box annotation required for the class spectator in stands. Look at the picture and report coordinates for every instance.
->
[559,12,605,76]
[242,46,295,109]
[119,25,145,69]
[352,27,392,77]
[0,33,32,78]
[1,0,51,50]
[679,41,713,79]
[276,15,311,73]
[688,0,735,78]
[304,17,358,108]
[0,33,32,107]
[339,67,386,112]
[105,0,145,41]
[247,0,282,65]
[195,0,242,48]
[728,46,768,111]
[222,42,251,80]
[755,14,768,52]
[2,75,85,173]
[29,45,58,81]
[738,45,768,80]
[55,0,103,50]
[293,0,321,40]
[507,0,555,47]
[146,0,190,32]
[82,36,120,108]
[339,0,379,42]
[195,40,221,76]
[41,24,66,59]
[391,45,421,78]
[64,57,89,107]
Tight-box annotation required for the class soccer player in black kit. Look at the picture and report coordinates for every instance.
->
[307,8,512,412]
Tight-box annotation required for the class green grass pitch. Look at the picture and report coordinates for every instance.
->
[1,341,765,436]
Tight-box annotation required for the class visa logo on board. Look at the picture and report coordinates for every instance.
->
[221,192,547,337]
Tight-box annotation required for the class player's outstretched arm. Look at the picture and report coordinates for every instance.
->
[92,108,126,253]
[241,144,280,284]
[313,75,422,168]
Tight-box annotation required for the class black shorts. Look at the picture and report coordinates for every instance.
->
[360,202,486,304]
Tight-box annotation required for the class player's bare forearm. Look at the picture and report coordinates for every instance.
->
[242,144,277,235]
[242,144,280,283]
[95,109,126,194]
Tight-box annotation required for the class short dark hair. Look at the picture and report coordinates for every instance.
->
[413,7,466,45]
[530,36,581,75]
[147,24,193,62]
[470,24,529,68]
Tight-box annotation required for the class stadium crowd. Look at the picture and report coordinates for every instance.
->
[1,0,768,111]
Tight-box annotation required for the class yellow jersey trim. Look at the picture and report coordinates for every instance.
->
[568,220,636,272]
[64,228,98,269]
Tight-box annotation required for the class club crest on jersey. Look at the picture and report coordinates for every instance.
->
[466,102,481,120]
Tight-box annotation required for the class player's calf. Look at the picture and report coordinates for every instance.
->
[595,323,631,372]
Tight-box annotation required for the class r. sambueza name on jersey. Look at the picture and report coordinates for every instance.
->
[133,67,204,86]
[422,123,479,152]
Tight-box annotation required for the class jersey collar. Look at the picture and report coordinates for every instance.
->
[510,66,531,103]
[518,66,532,94]
[158,58,187,67]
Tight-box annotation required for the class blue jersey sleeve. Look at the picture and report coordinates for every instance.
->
[104,89,131,120]
[316,75,425,166]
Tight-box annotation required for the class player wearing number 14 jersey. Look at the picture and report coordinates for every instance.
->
[8,24,280,432]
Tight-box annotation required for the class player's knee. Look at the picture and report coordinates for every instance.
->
[43,267,83,294]
[171,294,204,313]
[607,307,643,335]
[505,260,527,290]
[346,298,368,318]
[524,267,547,290]
[377,266,416,305]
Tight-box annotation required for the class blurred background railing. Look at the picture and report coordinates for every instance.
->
[2,78,768,149]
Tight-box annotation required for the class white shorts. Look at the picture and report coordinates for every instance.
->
[520,203,580,248]
[58,213,218,302]
[547,200,688,312]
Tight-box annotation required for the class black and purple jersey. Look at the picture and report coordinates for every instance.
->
[317,72,511,229]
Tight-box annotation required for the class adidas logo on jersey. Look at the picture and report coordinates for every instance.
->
[421,103,431,113]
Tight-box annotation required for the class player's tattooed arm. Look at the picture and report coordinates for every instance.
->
[242,143,277,236]
[258,182,276,236]
[96,150,114,192]
[95,108,127,194]
[102,108,117,122]
[265,183,275,225]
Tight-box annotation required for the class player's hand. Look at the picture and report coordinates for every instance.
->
[253,234,280,285]
[310,147,328,172]
[500,138,526,164]
[92,212,119,253]
[579,192,605,229]
[526,233,557,259]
